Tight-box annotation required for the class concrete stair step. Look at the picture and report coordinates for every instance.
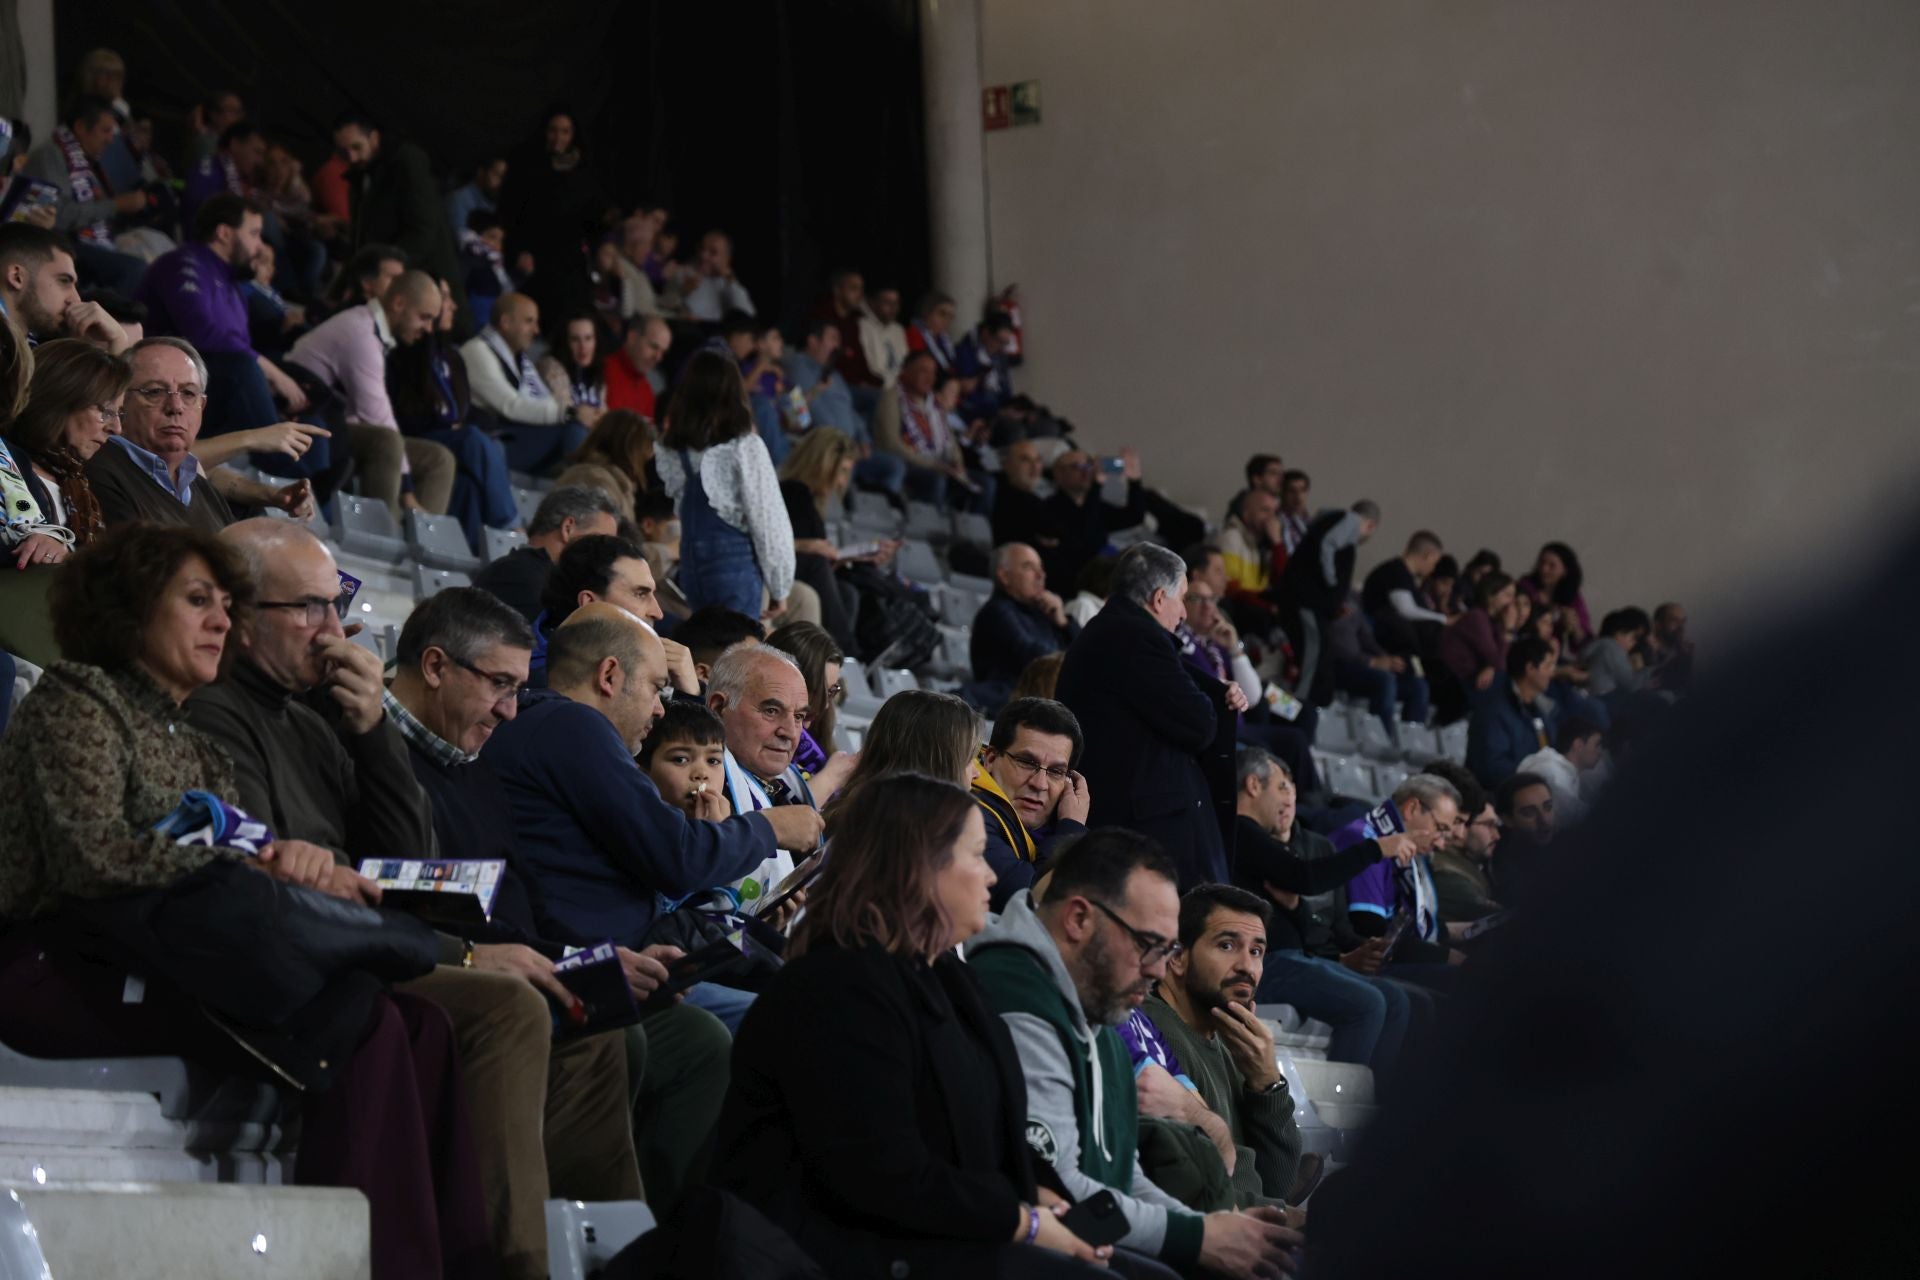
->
[1290,1058,1377,1108]
[8,1180,367,1278]
[0,1084,292,1186]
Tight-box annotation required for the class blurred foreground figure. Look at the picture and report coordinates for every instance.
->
[1309,526,1920,1277]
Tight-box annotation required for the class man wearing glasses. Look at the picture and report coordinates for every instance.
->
[186,521,649,1275]
[973,696,1092,911]
[86,336,314,532]
[971,829,1304,1278]
[1424,762,1505,925]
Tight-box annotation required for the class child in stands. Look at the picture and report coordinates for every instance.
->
[639,698,733,822]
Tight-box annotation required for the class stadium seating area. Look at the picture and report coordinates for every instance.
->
[0,31,1700,1280]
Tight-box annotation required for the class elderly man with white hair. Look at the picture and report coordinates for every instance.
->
[84,335,314,531]
[1057,541,1249,888]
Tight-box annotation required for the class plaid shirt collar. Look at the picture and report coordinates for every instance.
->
[383,688,475,766]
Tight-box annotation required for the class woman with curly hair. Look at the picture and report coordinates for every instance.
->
[0,522,494,1278]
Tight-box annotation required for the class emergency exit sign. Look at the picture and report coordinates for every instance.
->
[983,81,1041,131]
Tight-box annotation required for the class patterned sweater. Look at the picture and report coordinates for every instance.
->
[0,662,247,920]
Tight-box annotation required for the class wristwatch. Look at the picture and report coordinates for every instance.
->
[1251,1077,1287,1096]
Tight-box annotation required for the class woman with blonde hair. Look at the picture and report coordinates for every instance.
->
[777,426,886,650]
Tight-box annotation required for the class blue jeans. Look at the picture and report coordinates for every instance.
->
[1332,660,1431,732]
[491,417,589,476]
[1258,950,1412,1074]
[416,426,517,552]
[749,394,790,466]
[854,450,907,497]
[683,981,754,1035]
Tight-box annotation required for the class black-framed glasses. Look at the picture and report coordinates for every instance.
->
[257,591,353,626]
[999,750,1071,785]
[1088,899,1181,967]
[451,656,526,702]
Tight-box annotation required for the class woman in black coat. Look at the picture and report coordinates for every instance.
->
[711,774,1117,1279]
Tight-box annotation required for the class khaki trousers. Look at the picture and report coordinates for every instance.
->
[346,423,457,515]
[404,966,641,1280]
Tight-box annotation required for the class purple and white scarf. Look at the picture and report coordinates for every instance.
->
[52,125,114,244]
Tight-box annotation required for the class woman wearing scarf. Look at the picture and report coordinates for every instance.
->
[0,339,126,569]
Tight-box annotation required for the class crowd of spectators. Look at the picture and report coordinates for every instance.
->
[0,45,1698,1280]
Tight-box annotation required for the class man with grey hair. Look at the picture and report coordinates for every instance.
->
[387,586,739,1213]
[480,604,820,948]
[971,541,1077,698]
[706,641,824,816]
[1335,772,1466,988]
[1058,542,1250,887]
[187,524,645,1276]
[86,335,314,531]
[470,484,621,623]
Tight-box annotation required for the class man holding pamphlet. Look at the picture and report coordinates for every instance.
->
[184,521,638,1279]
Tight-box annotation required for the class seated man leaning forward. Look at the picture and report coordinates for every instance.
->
[480,602,823,950]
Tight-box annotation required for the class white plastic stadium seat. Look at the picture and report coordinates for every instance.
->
[410,565,472,601]
[873,667,920,700]
[406,510,482,573]
[484,527,529,563]
[545,1199,656,1280]
[895,539,944,585]
[329,495,407,563]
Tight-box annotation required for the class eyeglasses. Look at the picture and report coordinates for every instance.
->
[1088,899,1182,967]
[1469,817,1502,832]
[256,591,354,626]
[452,656,526,702]
[825,682,845,700]
[129,384,205,408]
[999,750,1071,785]
[93,403,122,425]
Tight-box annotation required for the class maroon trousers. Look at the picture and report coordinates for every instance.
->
[0,932,496,1279]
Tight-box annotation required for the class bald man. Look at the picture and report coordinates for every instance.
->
[287,267,456,514]
[185,521,641,1278]
[461,290,596,473]
[481,602,822,949]
[605,312,672,418]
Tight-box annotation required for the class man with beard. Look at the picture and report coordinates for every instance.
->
[1134,884,1303,1205]
[134,196,346,496]
[969,828,1303,1278]
[330,112,466,321]
[0,224,132,351]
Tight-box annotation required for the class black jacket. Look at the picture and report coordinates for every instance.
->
[712,942,1061,1279]
[1056,597,1236,887]
[1232,816,1383,953]
[349,140,465,315]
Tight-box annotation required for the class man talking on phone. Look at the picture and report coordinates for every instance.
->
[973,697,1092,911]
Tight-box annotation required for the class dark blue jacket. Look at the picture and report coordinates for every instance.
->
[1056,598,1236,889]
[1466,676,1557,789]
[479,688,777,947]
[969,588,1077,687]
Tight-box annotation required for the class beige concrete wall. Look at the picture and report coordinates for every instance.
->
[978,0,1920,623]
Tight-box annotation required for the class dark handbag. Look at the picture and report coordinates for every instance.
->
[60,859,441,1090]
[845,561,940,669]
[641,897,781,993]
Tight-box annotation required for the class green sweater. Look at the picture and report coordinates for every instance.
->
[1145,992,1302,1201]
